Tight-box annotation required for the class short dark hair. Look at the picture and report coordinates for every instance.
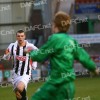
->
[16,29,25,35]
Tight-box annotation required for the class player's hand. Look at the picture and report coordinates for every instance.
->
[2,49,11,60]
[94,68,100,75]
[90,68,100,76]
[24,46,33,53]
[5,49,10,54]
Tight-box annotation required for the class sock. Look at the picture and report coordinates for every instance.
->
[20,88,27,100]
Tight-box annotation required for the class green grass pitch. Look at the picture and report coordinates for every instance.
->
[0,77,100,100]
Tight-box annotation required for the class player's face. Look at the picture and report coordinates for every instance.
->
[16,32,26,44]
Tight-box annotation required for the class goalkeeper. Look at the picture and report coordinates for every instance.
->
[25,11,99,100]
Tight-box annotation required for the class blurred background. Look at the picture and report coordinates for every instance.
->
[0,0,100,84]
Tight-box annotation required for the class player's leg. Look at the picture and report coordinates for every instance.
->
[49,81,75,100]
[66,81,75,100]
[15,81,27,100]
[14,75,30,100]
[12,76,22,100]
[31,82,57,100]
[31,81,75,100]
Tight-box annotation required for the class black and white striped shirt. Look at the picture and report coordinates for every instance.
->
[6,40,37,76]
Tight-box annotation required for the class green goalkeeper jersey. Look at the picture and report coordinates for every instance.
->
[29,33,96,84]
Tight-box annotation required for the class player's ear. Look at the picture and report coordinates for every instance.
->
[52,23,56,33]
[24,33,26,39]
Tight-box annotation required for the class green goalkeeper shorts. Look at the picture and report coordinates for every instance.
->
[31,81,75,100]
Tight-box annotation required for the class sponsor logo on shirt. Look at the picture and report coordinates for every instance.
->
[16,56,26,61]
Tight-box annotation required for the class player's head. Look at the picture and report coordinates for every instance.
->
[16,29,26,44]
[52,11,71,33]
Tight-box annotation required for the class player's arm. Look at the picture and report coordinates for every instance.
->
[30,44,38,70]
[31,61,37,70]
[73,40,99,75]
[27,35,58,62]
[2,43,13,60]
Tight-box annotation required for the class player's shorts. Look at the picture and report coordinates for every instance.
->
[31,81,75,100]
[12,73,31,90]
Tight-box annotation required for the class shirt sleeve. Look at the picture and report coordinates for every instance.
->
[30,44,38,69]
[31,44,38,50]
[29,35,58,62]
[3,43,14,60]
[7,43,14,53]
[73,40,96,72]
